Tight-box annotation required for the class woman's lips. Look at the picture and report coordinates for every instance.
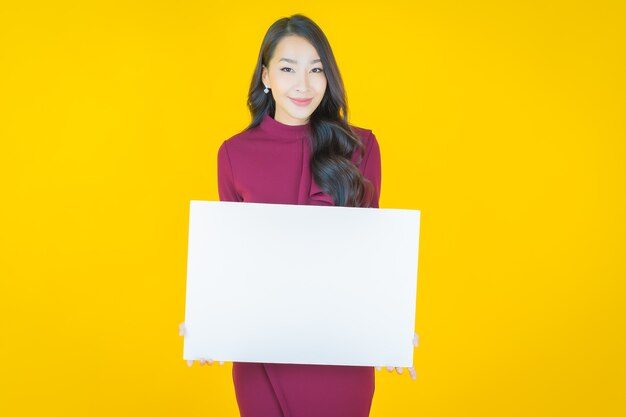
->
[289,97,313,107]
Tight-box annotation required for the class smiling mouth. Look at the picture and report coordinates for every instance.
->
[289,97,313,106]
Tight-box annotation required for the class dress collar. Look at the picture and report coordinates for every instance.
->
[259,112,311,140]
[257,112,334,205]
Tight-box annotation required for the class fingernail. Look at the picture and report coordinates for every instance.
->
[396,367,404,374]
[375,367,381,371]
[219,361,224,365]
[187,360,193,367]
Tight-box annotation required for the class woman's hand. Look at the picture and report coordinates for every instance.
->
[179,322,224,367]
[375,332,419,380]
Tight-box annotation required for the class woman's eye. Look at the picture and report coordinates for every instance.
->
[280,67,324,73]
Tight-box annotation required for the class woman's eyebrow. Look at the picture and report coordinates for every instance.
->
[278,57,322,64]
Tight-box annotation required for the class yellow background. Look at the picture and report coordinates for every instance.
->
[1,1,624,416]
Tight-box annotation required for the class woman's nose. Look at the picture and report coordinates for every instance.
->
[295,72,310,92]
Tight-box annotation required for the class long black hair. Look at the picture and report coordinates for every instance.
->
[245,14,375,208]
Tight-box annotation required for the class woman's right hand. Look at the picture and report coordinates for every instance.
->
[179,321,224,367]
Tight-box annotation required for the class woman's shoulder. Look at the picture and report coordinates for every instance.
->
[221,125,256,145]
[349,122,372,137]
[217,123,264,157]
[216,125,252,164]
[348,123,379,158]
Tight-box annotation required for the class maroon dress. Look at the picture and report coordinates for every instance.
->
[216,112,382,417]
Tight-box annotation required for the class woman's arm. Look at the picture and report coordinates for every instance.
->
[360,131,382,208]
[217,140,242,202]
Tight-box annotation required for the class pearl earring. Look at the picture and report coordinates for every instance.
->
[264,86,270,94]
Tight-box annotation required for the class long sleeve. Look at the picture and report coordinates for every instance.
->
[217,140,242,202]
[361,131,382,208]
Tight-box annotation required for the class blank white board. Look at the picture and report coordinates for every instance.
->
[183,200,420,367]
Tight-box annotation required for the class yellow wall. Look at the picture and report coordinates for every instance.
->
[1,1,624,416]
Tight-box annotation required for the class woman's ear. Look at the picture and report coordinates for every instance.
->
[261,65,269,88]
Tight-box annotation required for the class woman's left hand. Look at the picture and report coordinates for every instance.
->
[375,332,419,380]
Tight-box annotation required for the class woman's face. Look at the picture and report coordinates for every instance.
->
[262,35,327,126]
